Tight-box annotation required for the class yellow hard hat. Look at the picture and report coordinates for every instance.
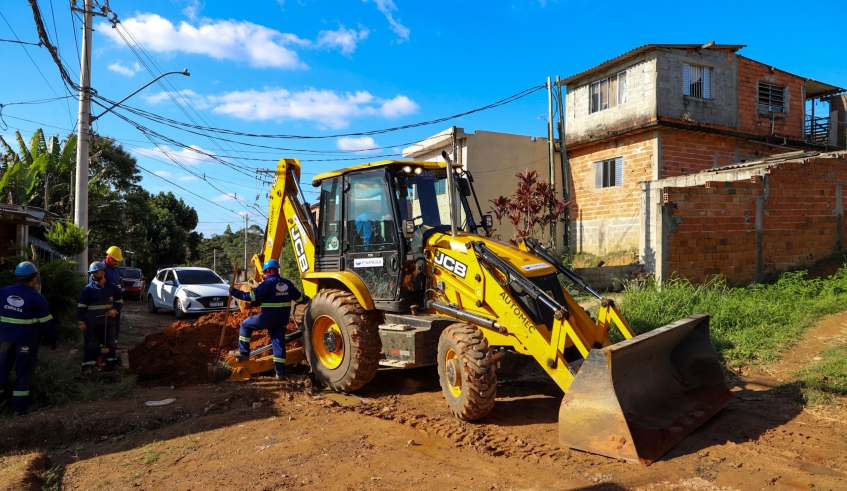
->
[106,246,123,262]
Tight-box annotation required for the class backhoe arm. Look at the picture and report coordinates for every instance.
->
[251,158,317,281]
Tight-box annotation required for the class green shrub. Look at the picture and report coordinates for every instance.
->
[45,221,88,257]
[618,268,847,365]
[786,345,847,406]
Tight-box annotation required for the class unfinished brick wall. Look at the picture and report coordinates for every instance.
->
[662,156,847,284]
[659,129,773,177]
[737,56,806,140]
[567,130,654,254]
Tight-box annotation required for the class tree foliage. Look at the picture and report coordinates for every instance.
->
[45,221,88,256]
[489,169,569,245]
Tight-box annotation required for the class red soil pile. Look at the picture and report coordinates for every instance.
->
[128,307,304,386]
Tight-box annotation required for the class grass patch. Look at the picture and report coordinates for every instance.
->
[0,350,136,416]
[784,344,847,406]
[617,268,847,365]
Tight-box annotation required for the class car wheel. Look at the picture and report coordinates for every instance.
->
[174,298,187,320]
[147,295,159,314]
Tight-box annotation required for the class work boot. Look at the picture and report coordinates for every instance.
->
[275,373,286,381]
[13,408,29,417]
[229,350,249,362]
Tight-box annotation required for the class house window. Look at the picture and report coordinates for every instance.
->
[589,71,628,113]
[683,64,712,99]
[594,157,623,189]
[758,82,785,113]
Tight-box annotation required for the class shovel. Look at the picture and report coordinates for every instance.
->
[208,262,238,382]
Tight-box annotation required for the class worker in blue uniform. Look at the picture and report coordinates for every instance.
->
[0,261,58,416]
[228,259,305,379]
[78,261,122,373]
[89,246,124,341]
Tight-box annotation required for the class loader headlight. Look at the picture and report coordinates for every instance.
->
[402,165,412,174]
[414,167,423,175]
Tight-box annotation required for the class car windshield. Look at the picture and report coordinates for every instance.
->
[120,269,142,279]
[175,269,224,285]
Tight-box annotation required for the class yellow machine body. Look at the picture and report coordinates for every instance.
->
[248,157,732,464]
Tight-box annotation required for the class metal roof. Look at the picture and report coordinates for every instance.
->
[312,160,460,183]
[560,44,747,86]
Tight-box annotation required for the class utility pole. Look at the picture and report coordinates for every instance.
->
[546,77,556,251]
[213,248,216,273]
[73,0,95,271]
[243,214,248,281]
[556,75,570,257]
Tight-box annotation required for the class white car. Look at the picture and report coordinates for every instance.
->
[147,267,237,319]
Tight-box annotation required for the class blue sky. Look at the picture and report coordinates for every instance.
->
[2,0,846,237]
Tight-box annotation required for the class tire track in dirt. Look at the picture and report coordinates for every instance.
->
[346,395,576,462]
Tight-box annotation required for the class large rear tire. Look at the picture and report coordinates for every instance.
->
[303,289,380,392]
[437,323,497,421]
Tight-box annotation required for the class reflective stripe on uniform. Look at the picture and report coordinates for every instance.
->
[78,303,88,308]
[239,336,251,343]
[262,302,291,308]
[87,305,113,310]
[0,317,37,325]
[115,299,124,304]
[106,358,117,361]
[249,291,256,302]
[38,314,53,323]
[81,361,97,366]
[273,357,286,364]
[12,390,29,396]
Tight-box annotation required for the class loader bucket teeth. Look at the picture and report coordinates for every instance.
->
[558,314,733,464]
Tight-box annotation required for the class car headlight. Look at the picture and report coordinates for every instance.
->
[182,289,201,298]
[133,280,143,287]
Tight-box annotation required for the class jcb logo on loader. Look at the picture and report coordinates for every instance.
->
[291,221,309,273]
[433,251,467,278]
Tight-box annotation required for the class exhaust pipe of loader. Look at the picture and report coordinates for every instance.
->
[558,314,733,464]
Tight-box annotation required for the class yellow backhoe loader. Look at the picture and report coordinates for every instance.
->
[233,155,732,464]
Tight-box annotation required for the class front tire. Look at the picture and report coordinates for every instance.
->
[437,323,497,420]
[174,298,187,320]
[147,295,159,314]
[303,289,380,392]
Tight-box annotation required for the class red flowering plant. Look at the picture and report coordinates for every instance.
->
[488,170,569,246]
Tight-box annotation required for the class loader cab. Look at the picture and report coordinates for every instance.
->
[312,162,486,312]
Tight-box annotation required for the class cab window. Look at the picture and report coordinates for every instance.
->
[347,171,397,253]
[317,178,342,254]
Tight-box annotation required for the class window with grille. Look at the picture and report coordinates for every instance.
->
[683,64,712,99]
[758,83,785,113]
[594,157,623,188]
[589,71,628,113]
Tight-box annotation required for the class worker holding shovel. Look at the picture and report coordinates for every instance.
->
[228,259,305,380]
[78,262,122,374]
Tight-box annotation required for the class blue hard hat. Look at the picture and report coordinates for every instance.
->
[88,261,106,273]
[14,261,38,277]
[262,259,281,271]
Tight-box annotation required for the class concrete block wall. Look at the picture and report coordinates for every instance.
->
[659,129,770,177]
[568,130,654,254]
[566,55,657,143]
[664,180,762,284]
[737,56,805,140]
[656,48,738,128]
[659,155,847,285]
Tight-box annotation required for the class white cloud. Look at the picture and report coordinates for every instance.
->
[336,137,378,152]
[99,14,307,69]
[182,0,203,21]
[152,170,173,177]
[132,145,217,165]
[210,87,418,128]
[364,0,410,41]
[107,61,142,77]
[143,89,210,109]
[316,24,370,55]
[213,193,246,202]
[178,175,199,182]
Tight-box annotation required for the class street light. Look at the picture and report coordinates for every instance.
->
[74,68,190,271]
[91,69,190,121]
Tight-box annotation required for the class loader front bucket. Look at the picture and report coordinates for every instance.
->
[558,314,732,464]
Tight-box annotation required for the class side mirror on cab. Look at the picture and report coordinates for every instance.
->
[405,219,416,238]
[483,214,494,229]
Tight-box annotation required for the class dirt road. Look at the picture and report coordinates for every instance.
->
[1,305,845,490]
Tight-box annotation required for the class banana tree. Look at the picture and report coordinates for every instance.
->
[0,129,76,215]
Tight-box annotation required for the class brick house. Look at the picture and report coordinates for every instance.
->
[561,43,845,282]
